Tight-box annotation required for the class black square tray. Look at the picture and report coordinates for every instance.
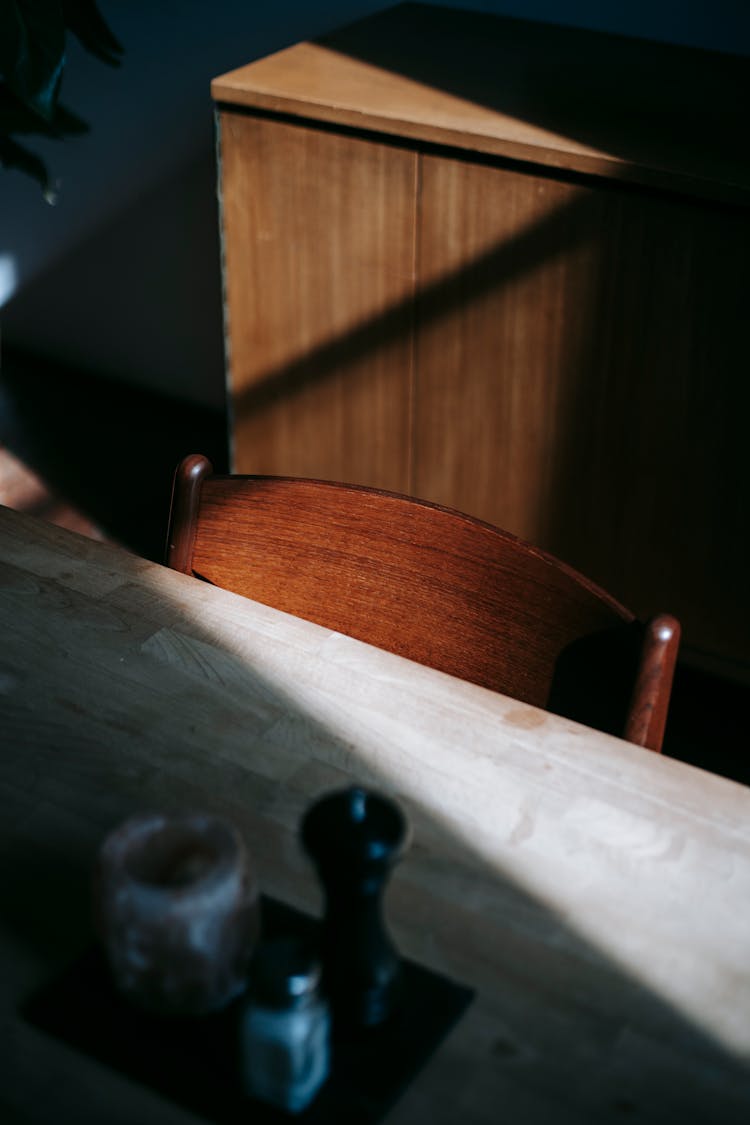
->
[24,896,473,1123]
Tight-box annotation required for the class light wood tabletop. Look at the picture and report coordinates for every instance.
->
[1,503,748,1124]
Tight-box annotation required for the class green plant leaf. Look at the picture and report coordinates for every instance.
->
[0,81,88,135]
[63,0,122,65]
[0,1,66,121]
[0,132,51,193]
[0,0,124,192]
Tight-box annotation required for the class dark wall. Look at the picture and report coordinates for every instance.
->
[2,1,748,407]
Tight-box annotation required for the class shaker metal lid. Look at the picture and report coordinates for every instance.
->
[250,937,322,1008]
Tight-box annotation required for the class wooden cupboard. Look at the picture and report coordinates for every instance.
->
[212,3,750,671]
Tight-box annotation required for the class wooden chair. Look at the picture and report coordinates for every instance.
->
[166,454,680,752]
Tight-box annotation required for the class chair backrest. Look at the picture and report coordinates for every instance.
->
[166,455,679,752]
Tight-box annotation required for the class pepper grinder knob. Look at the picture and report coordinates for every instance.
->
[301,786,408,1029]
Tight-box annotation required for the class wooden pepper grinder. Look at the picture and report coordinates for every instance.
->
[301,786,408,1030]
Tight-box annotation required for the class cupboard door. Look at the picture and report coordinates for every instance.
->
[415,154,599,542]
[416,152,749,661]
[220,112,417,491]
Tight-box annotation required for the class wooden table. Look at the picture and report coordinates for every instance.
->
[1,504,749,1124]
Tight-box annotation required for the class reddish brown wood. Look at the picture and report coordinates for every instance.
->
[166,455,679,750]
[164,454,213,573]
[624,614,681,753]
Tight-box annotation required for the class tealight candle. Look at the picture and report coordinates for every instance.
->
[94,812,260,1015]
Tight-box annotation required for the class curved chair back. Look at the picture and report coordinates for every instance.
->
[167,454,679,751]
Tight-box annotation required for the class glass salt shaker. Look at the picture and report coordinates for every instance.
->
[240,937,330,1114]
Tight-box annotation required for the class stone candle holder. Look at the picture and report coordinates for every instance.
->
[94,812,260,1015]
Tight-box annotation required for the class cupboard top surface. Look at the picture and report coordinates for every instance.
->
[212,3,749,203]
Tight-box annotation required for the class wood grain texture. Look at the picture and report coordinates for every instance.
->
[215,3,750,671]
[0,505,749,1124]
[219,111,417,490]
[415,154,750,664]
[413,156,594,543]
[167,456,678,751]
[212,3,750,203]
